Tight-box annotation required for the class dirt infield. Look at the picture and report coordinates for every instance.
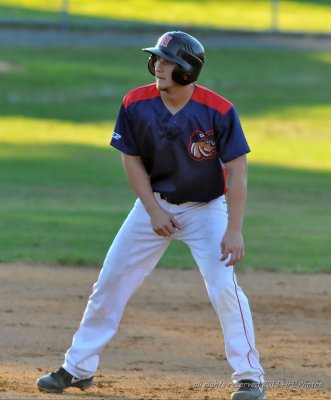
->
[0,264,330,400]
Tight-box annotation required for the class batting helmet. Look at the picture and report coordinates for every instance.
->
[142,31,205,86]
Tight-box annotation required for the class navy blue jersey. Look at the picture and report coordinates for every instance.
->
[111,83,250,203]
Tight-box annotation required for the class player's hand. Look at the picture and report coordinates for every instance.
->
[149,207,181,237]
[220,229,245,266]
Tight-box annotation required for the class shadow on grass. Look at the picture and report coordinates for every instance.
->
[0,28,330,121]
[0,142,330,272]
[293,0,331,6]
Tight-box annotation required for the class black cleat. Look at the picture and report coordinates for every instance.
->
[231,379,266,400]
[36,367,93,393]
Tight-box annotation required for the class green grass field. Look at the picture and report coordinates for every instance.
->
[0,0,331,33]
[0,43,330,273]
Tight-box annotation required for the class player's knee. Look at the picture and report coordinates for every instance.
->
[208,276,239,313]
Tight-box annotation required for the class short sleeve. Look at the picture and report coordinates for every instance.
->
[110,103,139,156]
[216,107,250,163]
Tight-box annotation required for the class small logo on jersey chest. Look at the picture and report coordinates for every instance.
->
[188,130,216,161]
[160,35,173,47]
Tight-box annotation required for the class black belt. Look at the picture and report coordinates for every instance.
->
[160,194,185,205]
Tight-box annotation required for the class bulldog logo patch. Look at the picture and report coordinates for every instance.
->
[188,130,216,161]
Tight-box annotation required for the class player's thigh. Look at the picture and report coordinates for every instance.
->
[182,197,227,251]
[181,197,228,274]
[103,199,170,274]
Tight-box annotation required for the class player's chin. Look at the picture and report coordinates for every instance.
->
[156,82,167,91]
[156,78,169,91]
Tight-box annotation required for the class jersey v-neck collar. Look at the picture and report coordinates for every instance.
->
[158,84,196,117]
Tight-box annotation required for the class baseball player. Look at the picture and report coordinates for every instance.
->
[37,31,266,400]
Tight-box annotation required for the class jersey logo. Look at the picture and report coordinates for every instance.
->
[160,35,173,48]
[188,130,216,161]
[112,132,122,140]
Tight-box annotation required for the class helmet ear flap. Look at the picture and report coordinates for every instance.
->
[172,66,193,86]
[147,54,157,76]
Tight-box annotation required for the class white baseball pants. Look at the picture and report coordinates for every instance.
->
[63,194,264,383]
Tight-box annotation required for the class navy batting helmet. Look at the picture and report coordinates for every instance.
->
[142,31,205,86]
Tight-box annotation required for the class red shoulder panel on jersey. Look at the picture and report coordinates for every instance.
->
[192,85,233,115]
[123,83,159,109]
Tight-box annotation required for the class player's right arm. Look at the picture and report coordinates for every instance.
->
[121,153,181,236]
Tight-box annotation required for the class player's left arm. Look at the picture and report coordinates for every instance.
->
[221,154,248,266]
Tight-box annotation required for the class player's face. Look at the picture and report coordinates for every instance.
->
[154,56,177,91]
